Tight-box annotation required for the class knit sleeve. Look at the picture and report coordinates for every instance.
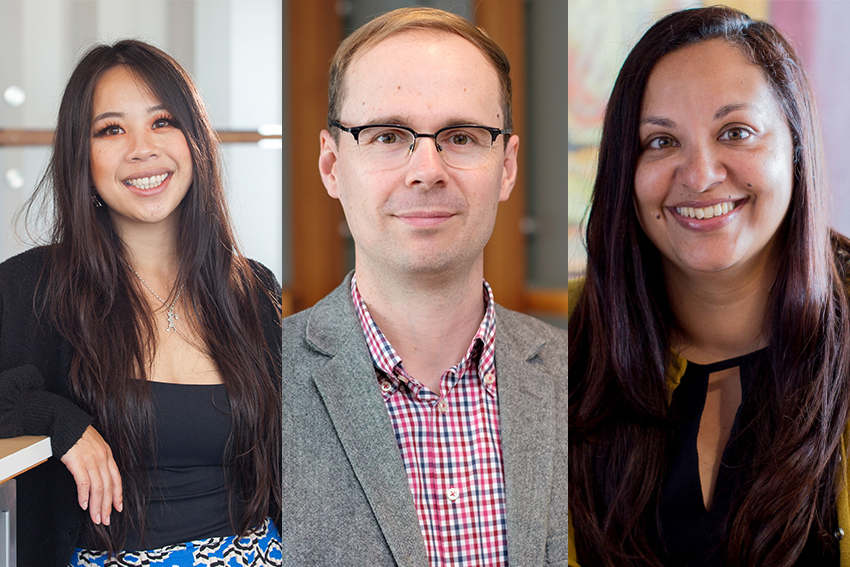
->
[0,364,93,458]
[0,249,94,460]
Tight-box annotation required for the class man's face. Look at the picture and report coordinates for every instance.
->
[319,30,518,279]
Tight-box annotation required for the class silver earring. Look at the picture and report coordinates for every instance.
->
[91,192,103,208]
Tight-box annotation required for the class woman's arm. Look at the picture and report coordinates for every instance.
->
[0,364,122,525]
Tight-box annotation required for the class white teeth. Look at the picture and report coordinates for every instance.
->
[125,173,168,189]
[676,201,736,219]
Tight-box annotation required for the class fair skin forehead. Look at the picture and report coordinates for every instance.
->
[339,30,505,129]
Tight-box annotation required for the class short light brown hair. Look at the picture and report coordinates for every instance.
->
[327,7,512,139]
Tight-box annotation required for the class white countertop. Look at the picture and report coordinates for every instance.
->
[0,436,51,485]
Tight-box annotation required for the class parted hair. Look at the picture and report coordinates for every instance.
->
[22,39,280,552]
[569,6,850,566]
[326,6,512,137]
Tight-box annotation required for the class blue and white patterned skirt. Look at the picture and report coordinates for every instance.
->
[69,518,281,566]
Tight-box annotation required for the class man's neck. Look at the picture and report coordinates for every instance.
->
[355,261,487,394]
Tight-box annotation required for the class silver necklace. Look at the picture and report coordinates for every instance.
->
[125,264,185,333]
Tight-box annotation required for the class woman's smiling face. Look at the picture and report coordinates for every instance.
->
[634,39,794,279]
[89,65,193,235]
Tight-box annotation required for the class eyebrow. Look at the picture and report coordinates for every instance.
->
[354,116,489,129]
[714,103,749,120]
[92,104,168,124]
[639,104,752,129]
[639,116,675,128]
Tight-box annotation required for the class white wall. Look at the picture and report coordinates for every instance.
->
[0,0,284,283]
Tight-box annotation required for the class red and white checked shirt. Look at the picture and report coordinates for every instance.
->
[352,276,508,566]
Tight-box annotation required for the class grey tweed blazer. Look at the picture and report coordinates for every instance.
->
[281,274,568,566]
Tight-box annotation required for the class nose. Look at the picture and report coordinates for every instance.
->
[677,141,726,193]
[404,135,449,189]
[126,129,158,161]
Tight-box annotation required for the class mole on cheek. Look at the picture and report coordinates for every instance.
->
[656,214,661,220]
[747,183,753,187]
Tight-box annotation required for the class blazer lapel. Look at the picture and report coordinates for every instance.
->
[495,307,558,566]
[306,280,430,567]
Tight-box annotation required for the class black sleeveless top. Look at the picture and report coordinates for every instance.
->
[79,381,242,551]
[658,350,840,566]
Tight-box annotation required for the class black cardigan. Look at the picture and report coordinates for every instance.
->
[0,246,282,566]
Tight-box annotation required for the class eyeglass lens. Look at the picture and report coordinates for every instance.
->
[355,126,495,169]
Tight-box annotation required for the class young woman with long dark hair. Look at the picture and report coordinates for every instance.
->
[569,6,850,566]
[0,40,281,565]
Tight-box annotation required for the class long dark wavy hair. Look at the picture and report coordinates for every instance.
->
[21,40,281,552]
[569,6,850,566]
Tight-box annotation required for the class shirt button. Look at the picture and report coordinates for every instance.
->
[380,380,392,393]
[437,399,449,413]
[447,487,459,502]
[483,372,495,385]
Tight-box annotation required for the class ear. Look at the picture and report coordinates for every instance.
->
[318,130,341,199]
[498,134,519,202]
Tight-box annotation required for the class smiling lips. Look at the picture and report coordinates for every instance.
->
[124,173,169,190]
[675,200,737,220]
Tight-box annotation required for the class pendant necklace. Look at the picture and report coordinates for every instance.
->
[126,264,185,333]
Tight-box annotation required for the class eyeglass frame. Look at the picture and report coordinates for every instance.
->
[328,119,512,162]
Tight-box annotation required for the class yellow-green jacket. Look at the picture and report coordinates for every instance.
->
[566,279,850,566]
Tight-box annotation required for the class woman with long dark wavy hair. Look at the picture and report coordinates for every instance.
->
[0,40,281,565]
[569,6,850,567]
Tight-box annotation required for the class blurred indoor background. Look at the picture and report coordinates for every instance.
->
[0,0,566,327]
[0,0,283,282]
[290,0,567,327]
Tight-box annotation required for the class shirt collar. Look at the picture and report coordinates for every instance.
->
[351,274,497,391]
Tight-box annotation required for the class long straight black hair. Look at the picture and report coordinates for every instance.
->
[569,6,850,566]
[22,39,281,551]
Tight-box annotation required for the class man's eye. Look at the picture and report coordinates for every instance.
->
[375,132,400,144]
[448,133,471,145]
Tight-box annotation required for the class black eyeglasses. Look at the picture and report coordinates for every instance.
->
[330,120,511,170]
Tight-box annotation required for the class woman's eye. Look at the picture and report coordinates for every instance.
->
[647,136,676,149]
[153,118,174,129]
[720,127,750,141]
[94,124,123,137]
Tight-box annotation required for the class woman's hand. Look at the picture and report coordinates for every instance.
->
[59,425,123,526]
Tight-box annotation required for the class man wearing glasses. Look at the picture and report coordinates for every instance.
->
[281,7,567,566]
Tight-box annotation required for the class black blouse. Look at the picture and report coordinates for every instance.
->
[659,349,839,566]
[79,381,242,551]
